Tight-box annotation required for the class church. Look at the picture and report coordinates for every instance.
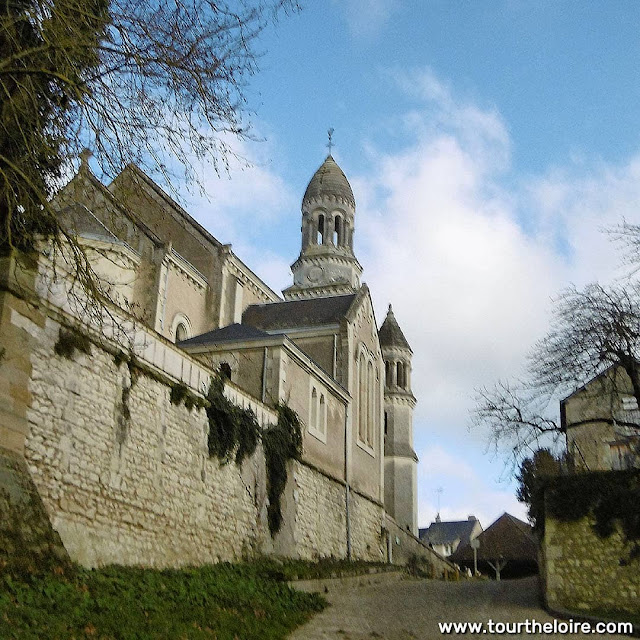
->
[44,150,420,556]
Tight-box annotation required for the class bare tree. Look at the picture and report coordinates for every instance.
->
[1,0,296,305]
[473,280,640,469]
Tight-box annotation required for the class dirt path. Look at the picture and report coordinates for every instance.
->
[289,576,635,639]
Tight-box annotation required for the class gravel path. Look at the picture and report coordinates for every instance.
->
[289,576,635,639]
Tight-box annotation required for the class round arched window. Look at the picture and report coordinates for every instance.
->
[175,322,189,342]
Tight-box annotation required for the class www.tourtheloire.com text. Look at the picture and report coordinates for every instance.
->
[438,619,633,635]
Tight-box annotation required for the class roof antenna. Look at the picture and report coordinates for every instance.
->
[327,127,335,155]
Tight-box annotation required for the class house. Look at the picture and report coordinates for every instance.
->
[418,515,482,557]
[451,513,538,579]
[561,366,640,472]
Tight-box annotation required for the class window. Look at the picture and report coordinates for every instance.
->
[317,214,325,244]
[219,362,232,380]
[171,313,192,343]
[359,353,367,441]
[397,361,405,389]
[311,388,318,430]
[319,394,326,431]
[309,384,327,442]
[385,360,392,387]
[333,215,342,246]
[367,360,374,447]
[357,347,377,452]
[175,322,189,342]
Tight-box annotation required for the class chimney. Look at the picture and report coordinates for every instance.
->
[468,515,476,521]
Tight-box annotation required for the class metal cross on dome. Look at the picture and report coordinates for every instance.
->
[327,128,335,154]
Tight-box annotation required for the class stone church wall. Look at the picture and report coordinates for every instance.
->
[25,314,272,568]
[1,286,388,568]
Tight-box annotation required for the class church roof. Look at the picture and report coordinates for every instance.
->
[177,323,270,347]
[303,155,355,207]
[378,305,411,351]
[243,294,357,331]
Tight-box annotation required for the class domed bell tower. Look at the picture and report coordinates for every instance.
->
[379,304,418,535]
[283,155,363,300]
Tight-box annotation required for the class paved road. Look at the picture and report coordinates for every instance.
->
[289,575,635,639]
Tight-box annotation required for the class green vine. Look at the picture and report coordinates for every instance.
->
[203,375,303,536]
[54,328,92,359]
[545,470,640,562]
[205,374,260,466]
[263,403,303,536]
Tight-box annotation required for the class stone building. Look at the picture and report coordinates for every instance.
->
[0,151,424,566]
[561,366,640,471]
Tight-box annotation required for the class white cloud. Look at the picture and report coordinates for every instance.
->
[350,68,640,525]
[355,69,640,440]
[335,0,400,41]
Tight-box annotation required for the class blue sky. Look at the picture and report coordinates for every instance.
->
[172,1,640,529]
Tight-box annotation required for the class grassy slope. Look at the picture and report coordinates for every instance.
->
[0,562,326,640]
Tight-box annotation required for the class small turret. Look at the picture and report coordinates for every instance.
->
[380,304,418,535]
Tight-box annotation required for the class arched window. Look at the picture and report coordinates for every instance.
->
[385,361,392,387]
[311,388,318,430]
[397,361,405,389]
[175,322,189,342]
[219,362,232,380]
[317,214,325,245]
[319,394,326,435]
[367,361,374,446]
[359,353,367,441]
[333,215,342,246]
[172,313,192,343]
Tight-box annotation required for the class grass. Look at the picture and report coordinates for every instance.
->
[0,562,327,640]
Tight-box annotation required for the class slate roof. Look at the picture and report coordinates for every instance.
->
[242,294,357,332]
[177,323,270,348]
[450,513,537,564]
[378,305,411,351]
[419,518,479,548]
[303,155,355,207]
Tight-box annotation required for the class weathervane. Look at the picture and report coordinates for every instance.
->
[327,127,335,155]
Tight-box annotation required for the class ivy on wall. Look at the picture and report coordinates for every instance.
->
[263,403,303,536]
[205,374,260,466]
[204,374,303,536]
[52,327,304,538]
[545,470,640,562]
[54,328,92,359]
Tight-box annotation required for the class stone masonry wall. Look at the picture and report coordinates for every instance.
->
[542,515,640,615]
[350,490,386,561]
[12,299,391,569]
[25,315,271,568]
[290,461,348,560]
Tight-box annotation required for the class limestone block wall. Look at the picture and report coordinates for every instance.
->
[350,490,386,561]
[542,515,640,614]
[2,253,395,570]
[287,461,386,562]
[290,461,348,560]
[25,315,271,568]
